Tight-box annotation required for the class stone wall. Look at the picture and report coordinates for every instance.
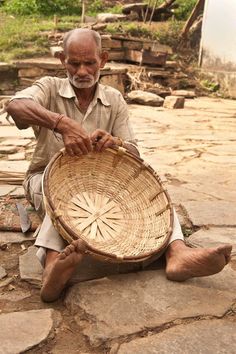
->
[0,35,172,97]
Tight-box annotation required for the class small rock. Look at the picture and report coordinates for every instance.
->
[127,90,164,106]
[0,266,7,280]
[0,243,8,250]
[171,89,196,98]
[164,95,185,109]
[96,13,127,23]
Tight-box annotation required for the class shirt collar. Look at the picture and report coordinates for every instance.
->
[59,79,111,107]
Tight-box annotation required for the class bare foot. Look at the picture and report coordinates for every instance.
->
[165,240,232,281]
[40,240,86,302]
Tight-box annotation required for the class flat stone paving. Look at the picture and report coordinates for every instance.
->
[0,97,236,353]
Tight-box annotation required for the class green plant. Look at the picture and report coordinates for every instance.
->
[86,0,104,16]
[174,0,198,20]
[154,20,183,49]
[107,22,152,39]
[106,4,123,14]
[201,79,220,92]
[3,0,82,15]
[3,0,37,15]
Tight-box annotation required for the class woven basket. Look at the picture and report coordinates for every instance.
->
[43,147,173,262]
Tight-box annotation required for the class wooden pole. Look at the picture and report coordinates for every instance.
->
[144,0,152,23]
[149,0,158,25]
[81,0,86,24]
[181,0,205,38]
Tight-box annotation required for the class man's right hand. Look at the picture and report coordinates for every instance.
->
[57,116,92,156]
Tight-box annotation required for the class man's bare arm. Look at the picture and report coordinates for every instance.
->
[7,99,92,155]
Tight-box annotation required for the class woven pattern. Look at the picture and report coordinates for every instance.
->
[43,147,173,262]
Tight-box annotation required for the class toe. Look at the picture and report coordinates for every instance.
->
[76,239,87,253]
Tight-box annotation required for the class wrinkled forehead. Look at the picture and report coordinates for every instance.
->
[64,33,101,56]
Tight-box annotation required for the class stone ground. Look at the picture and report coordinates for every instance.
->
[0,97,236,353]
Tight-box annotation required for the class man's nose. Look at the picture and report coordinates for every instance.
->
[76,64,88,76]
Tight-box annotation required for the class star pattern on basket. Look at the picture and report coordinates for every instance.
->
[67,192,123,241]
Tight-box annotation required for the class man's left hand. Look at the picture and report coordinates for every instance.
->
[90,129,120,152]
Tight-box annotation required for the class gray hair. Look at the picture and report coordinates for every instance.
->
[63,29,102,54]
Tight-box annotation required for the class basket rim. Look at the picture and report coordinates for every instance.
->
[43,147,174,261]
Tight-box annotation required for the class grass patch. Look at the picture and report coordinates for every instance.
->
[106,20,184,49]
[0,12,80,61]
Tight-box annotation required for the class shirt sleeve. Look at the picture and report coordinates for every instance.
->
[111,93,137,146]
[11,76,52,108]
[10,77,52,130]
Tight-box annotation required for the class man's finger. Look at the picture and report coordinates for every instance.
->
[96,135,110,151]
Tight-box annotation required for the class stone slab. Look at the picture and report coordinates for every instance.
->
[0,309,59,354]
[10,186,25,197]
[0,160,29,173]
[0,231,34,244]
[0,266,7,279]
[116,319,236,354]
[19,246,43,286]
[8,151,25,160]
[0,126,34,138]
[0,138,32,146]
[0,146,18,154]
[65,267,236,346]
[188,227,236,259]
[0,185,15,196]
[183,201,236,226]
[0,289,31,301]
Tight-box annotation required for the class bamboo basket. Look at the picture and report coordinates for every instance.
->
[43,147,173,262]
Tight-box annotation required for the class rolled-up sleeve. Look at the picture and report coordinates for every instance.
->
[10,76,52,108]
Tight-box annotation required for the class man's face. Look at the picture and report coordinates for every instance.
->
[63,38,104,89]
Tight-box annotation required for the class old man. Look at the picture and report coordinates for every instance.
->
[7,29,232,302]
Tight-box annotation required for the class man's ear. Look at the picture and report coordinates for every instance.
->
[59,51,66,66]
[100,51,109,68]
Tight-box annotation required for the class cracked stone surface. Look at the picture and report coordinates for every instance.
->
[65,266,236,346]
[0,125,34,138]
[116,319,236,354]
[0,185,15,196]
[0,309,60,354]
[188,227,236,259]
[0,97,236,353]
[0,160,29,173]
[183,201,236,226]
[0,265,7,279]
[19,246,43,286]
[0,231,34,244]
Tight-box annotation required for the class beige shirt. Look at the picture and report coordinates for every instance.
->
[12,76,136,178]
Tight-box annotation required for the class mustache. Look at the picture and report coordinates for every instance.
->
[73,75,93,81]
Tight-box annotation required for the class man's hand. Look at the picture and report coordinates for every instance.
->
[57,117,92,156]
[90,129,120,152]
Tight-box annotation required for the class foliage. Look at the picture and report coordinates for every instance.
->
[0,12,80,61]
[201,79,220,92]
[106,4,123,14]
[3,0,82,15]
[155,20,183,49]
[86,0,104,16]
[106,22,152,39]
[174,0,198,20]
